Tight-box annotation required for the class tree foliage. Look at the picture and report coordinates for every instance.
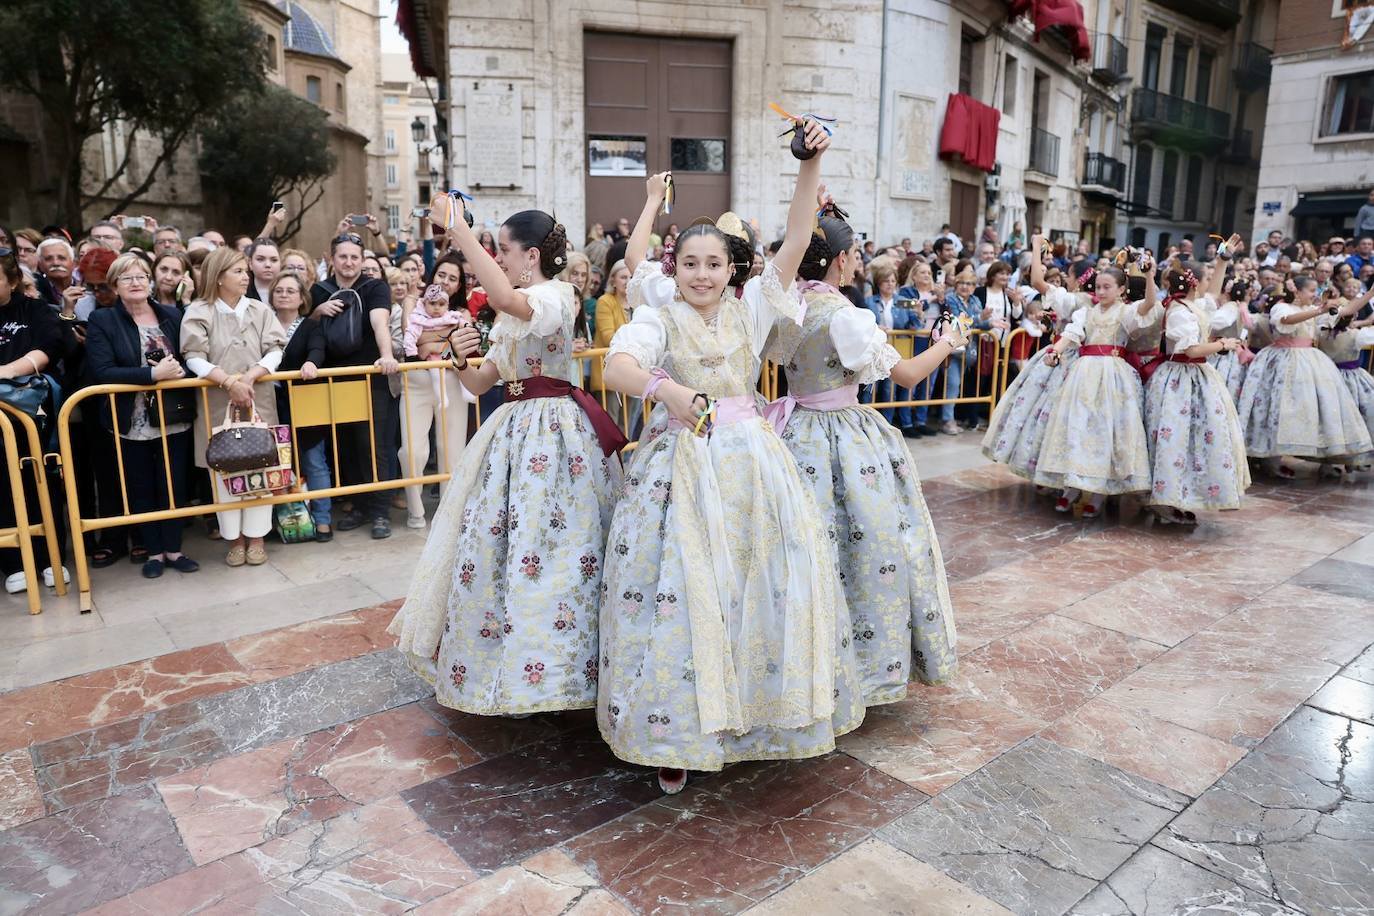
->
[0,0,268,231]
[198,84,336,242]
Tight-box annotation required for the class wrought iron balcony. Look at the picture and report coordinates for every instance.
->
[1082,152,1126,194]
[1146,0,1240,28]
[1221,128,1257,165]
[1234,42,1273,91]
[1130,88,1231,152]
[1029,127,1060,178]
[1092,34,1129,83]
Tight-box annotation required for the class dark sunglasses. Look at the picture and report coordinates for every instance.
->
[333,233,363,245]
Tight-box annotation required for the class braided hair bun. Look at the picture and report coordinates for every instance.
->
[502,209,568,281]
[798,214,854,282]
[541,222,569,277]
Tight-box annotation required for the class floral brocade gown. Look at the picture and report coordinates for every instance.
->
[1144,299,1250,512]
[596,264,863,771]
[1236,305,1372,460]
[981,288,1089,480]
[768,288,957,705]
[388,280,621,715]
[1206,300,1250,404]
[1033,300,1152,495]
[1316,318,1374,453]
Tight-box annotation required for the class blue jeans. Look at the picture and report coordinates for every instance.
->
[300,438,332,527]
[872,378,912,429]
[940,352,968,422]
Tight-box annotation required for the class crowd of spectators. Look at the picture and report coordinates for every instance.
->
[2,193,1373,594]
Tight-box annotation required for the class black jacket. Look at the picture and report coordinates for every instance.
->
[84,300,191,434]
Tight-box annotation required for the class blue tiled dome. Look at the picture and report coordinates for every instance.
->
[282,1,341,61]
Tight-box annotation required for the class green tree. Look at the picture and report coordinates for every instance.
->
[198,84,336,243]
[0,0,267,232]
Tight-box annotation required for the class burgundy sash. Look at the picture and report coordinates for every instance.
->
[504,376,628,457]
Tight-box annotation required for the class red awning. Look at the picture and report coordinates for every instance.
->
[1008,0,1091,62]
[938,93,1001,172]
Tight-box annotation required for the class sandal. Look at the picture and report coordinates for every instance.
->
[225,543,247,567]
[90,548,123,569]
[130,546,149,564]
[1275,464,1297,480]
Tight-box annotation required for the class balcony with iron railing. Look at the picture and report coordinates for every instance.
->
[1146,0,1241,28]
[1082,152,1126,194]
[1130,88,1231,151]
[1092,34,1129,83]
[1234,42,1273,90]
[1028,127,1061,178]
[1222,128,1257,165]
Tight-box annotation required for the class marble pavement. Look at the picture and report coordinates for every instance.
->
[0,454,1371,914]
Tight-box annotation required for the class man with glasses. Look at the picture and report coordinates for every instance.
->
[154,226,184,254]
[14,232,39,272]
[89,221,125,252]
[311,231,400,538]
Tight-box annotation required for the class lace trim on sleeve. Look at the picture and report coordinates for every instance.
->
[627,260,673,310]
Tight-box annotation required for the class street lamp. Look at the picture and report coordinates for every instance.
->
[429,166,441,190]
[410,116,426,144]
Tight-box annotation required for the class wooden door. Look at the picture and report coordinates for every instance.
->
[949,179,981,255]
[584,32,732,235]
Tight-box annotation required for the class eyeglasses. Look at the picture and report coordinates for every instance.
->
[116,274,150,284]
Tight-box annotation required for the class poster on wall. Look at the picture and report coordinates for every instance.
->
[890,93,936,201]
[587,136,648,177]
[466,84,523,188]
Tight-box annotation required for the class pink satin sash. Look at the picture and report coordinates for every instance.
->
[666,394,759,434]
[763,384,861,434]
[1271,337,1314,349]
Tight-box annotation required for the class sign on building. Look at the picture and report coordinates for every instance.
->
[466,84,523,189]
[890,93,937,201]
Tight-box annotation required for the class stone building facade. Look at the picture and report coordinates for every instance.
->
[1254,0,1374,241]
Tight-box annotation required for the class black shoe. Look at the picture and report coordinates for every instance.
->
[89,548,126,569]
[900,426,921,438]
[335,510,366,532]
[141,558,164,579]
[315,526,334,543]
[167,555,200,573]
[917,426,937,438]
[371,517,391,539]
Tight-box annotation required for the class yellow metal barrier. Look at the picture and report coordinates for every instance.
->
[861,328,1005,413]
[0,402,67,614]
[997,328,1052,401]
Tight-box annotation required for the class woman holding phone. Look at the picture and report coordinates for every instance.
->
[152,251,195,310]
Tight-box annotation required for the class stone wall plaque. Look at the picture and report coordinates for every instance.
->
[466,85,522,188]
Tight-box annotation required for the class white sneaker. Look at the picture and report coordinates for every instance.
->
[43,566,70,588]
[4,572,25,594]
[406,515,427,529]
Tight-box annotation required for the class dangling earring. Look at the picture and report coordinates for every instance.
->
[518,268,532,285]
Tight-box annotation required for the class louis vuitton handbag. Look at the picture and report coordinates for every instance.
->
[206,403,278,474]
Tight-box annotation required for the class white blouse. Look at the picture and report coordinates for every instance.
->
[484,279,573,378]
[1060,301,1145,345]
[831,305,901,385]
[1268,303,1316,338]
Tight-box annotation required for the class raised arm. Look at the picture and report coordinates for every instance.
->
[770,119,832,284]
[1029,234,1049,295]
[438,193,534,321]
[626,173,669,273]
[1205,233,1240,302]
[1140,253,1159,317]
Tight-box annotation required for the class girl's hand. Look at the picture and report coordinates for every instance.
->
[300,361,319,381]
[447,326,483,359]
[1218,337,1241,352]
[800,118,830,156]
[151,355,184,382]
[942,320,971,350]
[646,171,671,200]
[1043,348,1061,367]
[572,337,588,353]
[662,381,708,434]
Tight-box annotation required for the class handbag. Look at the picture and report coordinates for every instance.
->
[320,288,365,358]
[145,388,198,429]
[273,499,316,544]
[0,374,52,419]
[206,403,278,473]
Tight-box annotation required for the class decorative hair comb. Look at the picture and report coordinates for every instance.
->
[769,103,836,161]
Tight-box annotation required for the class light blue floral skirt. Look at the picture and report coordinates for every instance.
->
[981,346,1077,480]
[1207,349,1246,405]
[1033,354,1151,495]
[1236,347,1373,459]
[780,404,957,706]
[1144,362,1250,511]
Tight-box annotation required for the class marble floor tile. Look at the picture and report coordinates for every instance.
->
[746,838,1013,915]
[0,643,252,753]
[1069,844,1303,915]
[1306,675,1374,726]
[1330,531,1374,568]
[89,795,471,916]
[1173,542,1329,600]
[567,753,925,916]
[1289,556,1374,603]
[153,703,474,866]
[1204,583,1374,667]
[1101,632,1340,747]
[417,699,586,760]
[1057,570,1250,647]
[878,738,1189,916]
[838,686,1045,794]
[31,650,431,812]
[412,849,617,916]
[222,601,398,683]
[1041,696,1246,797]
[0,748,45,831]
[959,615,1166,723]
[1344,645,1374,686]
[1295,491,1374,528]
[1235,512,1368,554]
[1153,706,1374,916]
[404,727,661,873]
[0,785,193,915]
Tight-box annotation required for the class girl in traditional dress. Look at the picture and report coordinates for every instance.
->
[1236,276,1373,476]
[596,121,862,795]
[1314,281,1374,474]
[1143,242,1251,523]
[1208,276,1254,404]
[764,198,963,706]
[388,204,625,717]
[1033,260,1157,518]
[981,238,1095,485]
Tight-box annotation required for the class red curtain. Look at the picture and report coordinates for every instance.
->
[1008,0,1091,62]
[938,93,1001,172]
